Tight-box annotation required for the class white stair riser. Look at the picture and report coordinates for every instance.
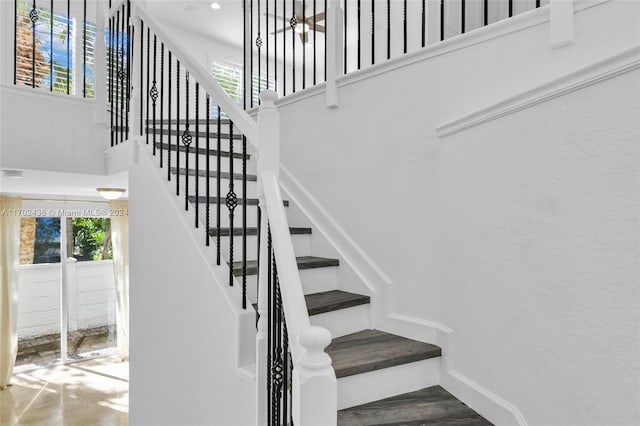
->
[337,358,440,410]
[215,233,312,261]
[242,266,339,302]
[310,304,371,339]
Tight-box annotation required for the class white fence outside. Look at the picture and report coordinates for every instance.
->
[17,259,117,339]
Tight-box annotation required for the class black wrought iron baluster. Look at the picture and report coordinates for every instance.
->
[291,11,296,92]
[145,28,150,144]
[49,0,52,90]
[216,106,222,265]
[176,60,180,196]
[484,0,488,26]
[440,0,444,41]
[109,18,114,146]
[116,11,120,143]
[139,21,144,136]
[461,0,466,34]
[256,0,262,102]
[227,120,237,287]
[206,95,210,246]
[344,0,347,74]
[324,0,327,81]
[509,0,513,17]
[13,0,17,85]
[126,1,131,140]
[266,0,269,89]
[119,7,125,142]
[195,82,200,228]
[302,0,306,89]
[167,51,172,180]
[250,0,254,108]
[242,134,247,309]
[403,0,407,54]
[83,0,87,97]
[150,35,157,156]
[422,0,426,47]
[371,0,375,64]
[160,43,165,166]
[357,0,360,70]
[387,0,390,60]
[183,71,192,211]
[536,0,540,8]
[266,226,272,424]
[271,257,283,425]
[273,0,277,91]
[256,206,261,306]
[28,0,37,87]
[282,319,290,426]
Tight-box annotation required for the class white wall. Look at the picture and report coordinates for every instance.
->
[0,86,108,174]
[18,260,117,338]
[129,143,255,426]
[276,1,639,424]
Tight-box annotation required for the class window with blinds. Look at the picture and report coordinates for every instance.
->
[211,61,273,118]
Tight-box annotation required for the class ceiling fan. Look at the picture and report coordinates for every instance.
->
[268,0,325,44]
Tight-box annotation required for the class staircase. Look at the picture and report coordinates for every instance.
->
[148,117,491,425]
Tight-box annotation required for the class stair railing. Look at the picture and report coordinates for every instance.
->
[256,90,337,426]
[107,2,337,423]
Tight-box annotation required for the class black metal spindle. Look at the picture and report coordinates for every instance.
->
[282,320,290,425]
[176,60,180,196]
[256,0,262,101]
[274,0,277,91]
[29,0,36,88]
[168,51,172,181]
[160,43,165,166]
[250,0,253,107]
[302,0,306,89]
[242,134,247,309]
[461,0,466,34]
[372,0,376,64]
[14,0,17,85]
[139,21,144,136]
[183,71,191,211]
[195,83,200,228]
[126,1,131,140]
[386,0,390,60]
[266,0,269,89]
[151,35,157,155]
[440,0,444,41]
[282,0,286,95]
[291,9,296,92]
[509,0,513,17]
[422,0,426,47]
[324,0,327,81]
[357,0,360,70]
[483,0,488,26]
[536,0,540,7]
[206,95,210,246]
[216,106,222,265]
[403,0,407,54]
[109,18,114,146]
[83,0,87,97]
[145,27,150,144]
[119,7,124,142]
[343,0,347,74]
[227,119,237,287]
[266,226,272,423]
[115,12,120,143]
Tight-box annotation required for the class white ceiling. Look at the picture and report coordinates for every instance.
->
[0,169,128,201]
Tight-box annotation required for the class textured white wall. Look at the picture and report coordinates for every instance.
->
[129,145,255,426]
[0,87,108,174]
[276,1,639,424]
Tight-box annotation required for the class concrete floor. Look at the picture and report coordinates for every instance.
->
[1,356,128,425]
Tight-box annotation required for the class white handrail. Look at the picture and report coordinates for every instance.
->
[130,5,259,149]
[262,171,310,359]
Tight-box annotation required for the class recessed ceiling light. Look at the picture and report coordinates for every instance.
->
[2,170,24,179]
[210,2,221,10]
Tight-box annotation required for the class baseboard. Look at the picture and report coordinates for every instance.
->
[437,44,640,137]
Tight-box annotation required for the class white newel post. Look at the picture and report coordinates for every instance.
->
[94,0,108,125]
[256,89,280,426]
[129,11,142,140]
[550,0,575,48]
[293,327,338,426]
[326,0,343,109]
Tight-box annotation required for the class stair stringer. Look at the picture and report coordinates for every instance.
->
[279,163,527,425]
[130,138,257,370]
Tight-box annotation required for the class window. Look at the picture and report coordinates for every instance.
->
[211,61,274,117]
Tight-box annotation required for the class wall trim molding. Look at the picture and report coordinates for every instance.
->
[1,84,97,106]
[437,44,640,137]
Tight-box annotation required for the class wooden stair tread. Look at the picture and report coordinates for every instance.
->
[231,256,339,276]
[305,290,370,316]
[153,142,248,159]
[209,227,311,237]
[187,196,288,206]
[326,329,441,378]
[337,385,493,425]
[170,167,257,181]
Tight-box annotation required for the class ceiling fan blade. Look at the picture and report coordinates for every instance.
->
[313,11,326,22]
[314,24,326,33]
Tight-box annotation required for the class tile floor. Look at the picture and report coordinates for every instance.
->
[1,356,128,425]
